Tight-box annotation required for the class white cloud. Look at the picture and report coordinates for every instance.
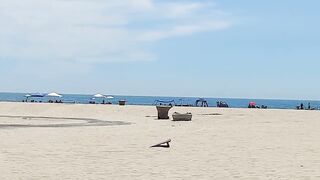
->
[166,2,206,17]
[140,21,232,41]
[0,0,232,63]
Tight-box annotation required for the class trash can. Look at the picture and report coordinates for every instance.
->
[119,100,126,106]
[156,105,172,119]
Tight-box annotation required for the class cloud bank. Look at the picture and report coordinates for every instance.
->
[0,0,232,63]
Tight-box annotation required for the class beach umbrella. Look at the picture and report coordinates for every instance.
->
[106,96,114,99]
[28,93,45,98]
[249,102,256,106]
[24,94,31,101]
[93,93,106,98]
[47,92,62,97]
[24,93,44,102]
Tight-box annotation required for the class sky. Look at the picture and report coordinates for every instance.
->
[0,0,320,100]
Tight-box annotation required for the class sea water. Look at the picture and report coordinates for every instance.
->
[0,92,319,110]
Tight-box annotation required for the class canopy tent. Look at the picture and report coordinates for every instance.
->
[46,92,62,97]
[195,98,209,107]
[153,99,176,106]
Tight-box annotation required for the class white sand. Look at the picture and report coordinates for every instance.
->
[0,102,320,179]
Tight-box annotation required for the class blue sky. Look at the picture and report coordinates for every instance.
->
[0,0,320,100]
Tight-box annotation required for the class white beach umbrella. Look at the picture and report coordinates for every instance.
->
[106,96,114,99]
[93,93,106,98]
[47,92,63,97]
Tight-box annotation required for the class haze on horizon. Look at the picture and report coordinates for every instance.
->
[0,0,319,100]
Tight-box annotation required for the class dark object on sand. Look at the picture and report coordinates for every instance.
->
[119,100,126,106]
[199,113,222,116]
[172,112,192,121]
[150,139,171,148]
[156,105,172,119]
[195,98,208,107]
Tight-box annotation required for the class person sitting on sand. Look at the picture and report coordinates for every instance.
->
[300,103,304,110]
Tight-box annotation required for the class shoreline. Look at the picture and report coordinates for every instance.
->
[1,92,320,110]
[0,101,317,112]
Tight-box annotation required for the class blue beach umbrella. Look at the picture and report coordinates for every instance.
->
[25,93,45,98]
[24,93,45,102]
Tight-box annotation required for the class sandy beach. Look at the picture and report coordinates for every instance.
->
[0,102,320,179]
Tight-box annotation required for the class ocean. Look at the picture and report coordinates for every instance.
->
[0,92,319,110]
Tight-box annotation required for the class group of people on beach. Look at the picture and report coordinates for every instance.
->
[22,100,63,103]
[48,100,63,103]
[19,97,317,110]
[89,100,112,104]
[297,103,314,110]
